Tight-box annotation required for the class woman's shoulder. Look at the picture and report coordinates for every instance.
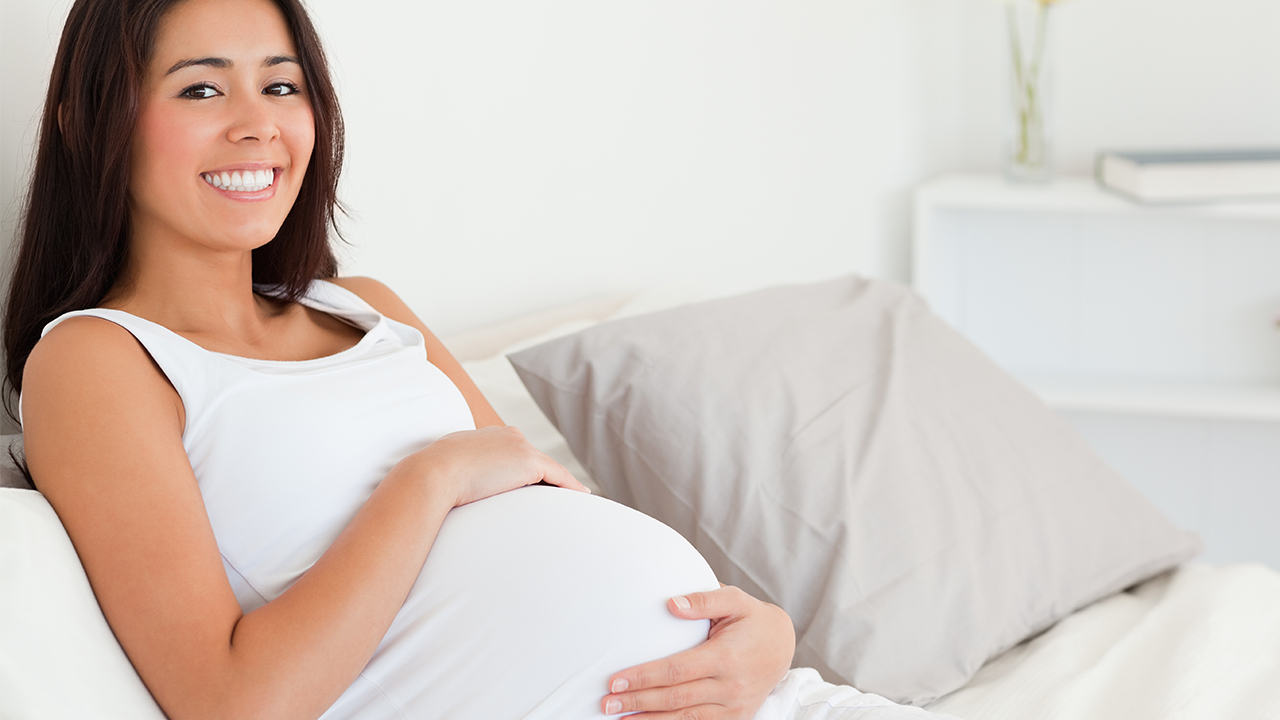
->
[24,315,178,424]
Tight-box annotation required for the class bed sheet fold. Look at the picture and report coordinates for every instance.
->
[925,563,1280,720]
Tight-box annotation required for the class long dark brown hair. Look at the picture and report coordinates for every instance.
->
[3,0,345,424]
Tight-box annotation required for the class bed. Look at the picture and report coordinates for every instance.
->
[3,276,1279,719]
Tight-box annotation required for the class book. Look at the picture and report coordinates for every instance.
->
[1095,148,1280,203]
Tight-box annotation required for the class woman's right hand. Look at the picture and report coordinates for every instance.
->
[401,425,589,507]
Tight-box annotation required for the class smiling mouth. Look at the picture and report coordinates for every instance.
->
[202,169,277,193]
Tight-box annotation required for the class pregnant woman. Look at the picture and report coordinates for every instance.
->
[6,1,956,718]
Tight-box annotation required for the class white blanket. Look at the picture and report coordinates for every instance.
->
[925,563,1280,720]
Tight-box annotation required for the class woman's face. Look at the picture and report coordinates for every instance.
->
[129,0,315,256]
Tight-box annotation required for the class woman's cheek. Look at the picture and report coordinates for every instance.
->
[131,108,201,213]
[282,107,315,189]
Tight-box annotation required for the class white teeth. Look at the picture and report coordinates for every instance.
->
[203,169,275,192]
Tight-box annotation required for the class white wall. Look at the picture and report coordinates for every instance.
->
[2,0,1278,334]
[312,0,966,332]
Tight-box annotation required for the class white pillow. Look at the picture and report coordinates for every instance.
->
[0,488,167,719]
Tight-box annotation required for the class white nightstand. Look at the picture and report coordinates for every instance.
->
[913,173,1280,570]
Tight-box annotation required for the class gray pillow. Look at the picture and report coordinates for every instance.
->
[508,276,1199,705]
[0,435,28,490]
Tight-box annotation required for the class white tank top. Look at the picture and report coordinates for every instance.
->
[39,280,478,612]
[36,280,719,719]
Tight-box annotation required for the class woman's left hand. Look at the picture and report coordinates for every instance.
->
[602,585,795,718]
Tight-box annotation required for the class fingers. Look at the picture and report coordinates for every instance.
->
[494,425,589,494]
[423,426,589,504]
[602,678,722,716]
[608,642,718,699]
[667,585,752,621]
[607,588,794,720]
[537,455,590,494]
[607,708,723,720]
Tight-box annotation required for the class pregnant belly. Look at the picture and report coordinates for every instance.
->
[322,485,720,720]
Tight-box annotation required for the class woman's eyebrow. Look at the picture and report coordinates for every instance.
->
[166,57,229,75]
[164,55,300,76]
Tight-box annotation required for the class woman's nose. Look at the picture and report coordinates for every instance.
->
[226,93,279,144]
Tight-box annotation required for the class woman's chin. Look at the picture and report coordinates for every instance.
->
[191,222,291,255]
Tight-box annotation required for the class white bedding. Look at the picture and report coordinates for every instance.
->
[926,563,1280,720]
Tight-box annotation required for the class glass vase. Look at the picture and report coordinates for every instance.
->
[1005,0,1054,183]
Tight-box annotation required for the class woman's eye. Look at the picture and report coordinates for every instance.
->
[180,84,220,100]
[264,82,301,97]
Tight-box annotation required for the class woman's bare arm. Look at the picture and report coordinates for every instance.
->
[327,276,504,428]
[22,316,581,720]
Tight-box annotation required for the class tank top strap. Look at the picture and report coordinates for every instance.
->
[259,280,399,339]
[292,279,426,351]
[296,279,381,317]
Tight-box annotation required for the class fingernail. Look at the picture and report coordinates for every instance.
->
[610,678,629,693]
[605,699,622,714]
[673,595,691,611]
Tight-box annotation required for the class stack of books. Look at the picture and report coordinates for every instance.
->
[1095,148,1280,204]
